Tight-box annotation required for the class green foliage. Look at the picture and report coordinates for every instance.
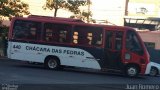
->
[0,25,8,55]
[43,0,91,17]
[0,0,30,19]
[70,11,96,23]
[0,0,29,53]
[0,0,30,38]
[0,25,9,36]
[43,0,67,17]
[43,0,65,10]
[66,0,89,14]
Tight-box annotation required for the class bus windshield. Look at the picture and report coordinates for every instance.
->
[125,30,144,55]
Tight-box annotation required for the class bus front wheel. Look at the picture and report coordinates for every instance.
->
[44,57,60,70]
[125,65,139,77]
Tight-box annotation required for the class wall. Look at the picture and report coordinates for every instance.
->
[138,31,160,49]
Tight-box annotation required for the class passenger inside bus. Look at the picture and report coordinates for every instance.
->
[126,32,140,51]
[59,31,67,43]
[92,34,102,46]
[13,21,40,40]
[78,34,89,45]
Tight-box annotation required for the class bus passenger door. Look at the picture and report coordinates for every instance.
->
[104,31,124,70]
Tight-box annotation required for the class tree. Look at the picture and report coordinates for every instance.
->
[0,0,30,56]
[43,0,66,17]
[43,0,90,17]
[0,0,30,46]
[67,0,94,23]
[0,0,30,20]
[0,0,30,31]
[70,11,95,23]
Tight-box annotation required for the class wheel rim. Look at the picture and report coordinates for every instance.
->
[150,68,157,76]
[48,59,57,69]
[127,67,137,76]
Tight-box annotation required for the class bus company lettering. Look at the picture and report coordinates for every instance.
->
[13,45,21,49]
[63,50,84,56]
[26,46,50,52]
[52,49,62,53]
[25,46,84,56]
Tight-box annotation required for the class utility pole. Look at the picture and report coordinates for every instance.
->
[125,0,129,16]
[87,0,90,23]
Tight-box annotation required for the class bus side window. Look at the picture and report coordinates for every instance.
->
[13,20,41,40]
[73,31,89,45]
[13,21,29,39]
[105,31,113,49]
[73,26,103,46]
[126,32,136,51]
[13,26,26,39]
[59,30,67,43]
[115,31,123,50]
[55,24,71,43]
[24,22,40,40]
[91,33,102,46]
[87,33,92,45]
[45,28,53,41]
[44,23,71,43]
[28,27,37,40]
[44,23,53,42]
[78,33,89,45]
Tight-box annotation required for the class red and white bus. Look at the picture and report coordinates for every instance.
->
[7,15,150,77]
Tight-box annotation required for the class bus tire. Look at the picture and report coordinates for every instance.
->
[149,67,158,77]
[44,57,60,70]
[125,65,139,77]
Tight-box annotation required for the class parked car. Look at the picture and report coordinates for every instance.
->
[146,48,160,76]
[146,62,160,76]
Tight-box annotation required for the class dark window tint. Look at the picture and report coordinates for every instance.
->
[73,26,103,47]
[13,20,41,40]
[126,30,144,55]
[105,31,113,49]
[115,31,123,50]
[44,23,71,43]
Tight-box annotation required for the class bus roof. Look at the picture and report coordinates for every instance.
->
[28,15,84,23]
[12,15,134,31]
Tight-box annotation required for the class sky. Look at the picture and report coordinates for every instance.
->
[21,0,126,25]
[3,0,160,26]
[22,0,125,19]
[91,0,125,20]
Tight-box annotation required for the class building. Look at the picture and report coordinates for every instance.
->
[127,0,160,17]
[124,0,160,50]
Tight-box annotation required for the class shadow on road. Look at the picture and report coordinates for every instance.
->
[0,58,148,80]
[11,60,146,80]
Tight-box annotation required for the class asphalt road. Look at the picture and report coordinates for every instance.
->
[0,58,160,90]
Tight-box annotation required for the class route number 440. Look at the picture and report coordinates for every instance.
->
[13,45,21,49]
